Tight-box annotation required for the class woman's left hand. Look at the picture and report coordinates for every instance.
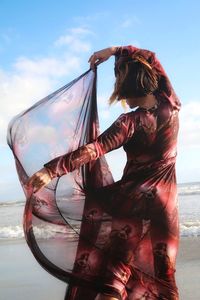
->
[88,47,117,70]
[26,167,52,193]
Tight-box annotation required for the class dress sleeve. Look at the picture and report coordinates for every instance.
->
[44,113,135,178]
[114,45,139,57]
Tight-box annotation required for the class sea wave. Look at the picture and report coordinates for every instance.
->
[0,225,24,239]
[178,182,200,195]
[180,221,200,237]
[0,200,25,207]
[0,183,200,209]
[1,221,200,240]
[0,222,80,240]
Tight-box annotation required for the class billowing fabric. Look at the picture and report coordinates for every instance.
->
[7,46,181,300]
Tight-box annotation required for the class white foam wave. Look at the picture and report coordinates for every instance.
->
[178,182,200,195]
[0,223,80,240]
[33,224,79,240]
[0,200,25,207]
[1,221,200,240]
[0,225,24,239]
[180,221,200,237]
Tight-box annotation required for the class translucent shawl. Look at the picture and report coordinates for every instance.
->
[7,69,114,299]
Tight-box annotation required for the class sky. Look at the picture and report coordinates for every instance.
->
[0,0,200,201]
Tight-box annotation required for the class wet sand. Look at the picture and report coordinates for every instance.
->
[0,237,199,300]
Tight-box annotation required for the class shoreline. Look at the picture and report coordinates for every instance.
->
[0,237,199,300]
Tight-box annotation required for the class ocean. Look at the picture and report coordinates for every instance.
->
[0,182,200,240]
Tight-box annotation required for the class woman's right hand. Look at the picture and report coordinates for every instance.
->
[26,167,53,193]
[88,46,118,70]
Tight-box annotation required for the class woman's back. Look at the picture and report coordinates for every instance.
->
[123,100,179,165]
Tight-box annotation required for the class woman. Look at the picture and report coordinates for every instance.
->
[27,45,181,300]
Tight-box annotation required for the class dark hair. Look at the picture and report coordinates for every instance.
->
[109,56,159,104]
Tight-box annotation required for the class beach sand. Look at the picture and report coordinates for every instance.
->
[0,237,199,300]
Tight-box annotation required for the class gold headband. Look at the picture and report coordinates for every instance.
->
[132,55,152,70]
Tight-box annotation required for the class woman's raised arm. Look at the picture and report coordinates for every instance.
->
[88,46,119,70]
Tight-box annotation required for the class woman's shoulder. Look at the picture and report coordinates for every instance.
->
[115,100,178,123]
[157,99,179,121]
[116,111,135,123]
[113,112,135,135]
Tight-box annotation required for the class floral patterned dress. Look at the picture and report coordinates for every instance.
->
[8,46,181,300]
[44,47,181,300]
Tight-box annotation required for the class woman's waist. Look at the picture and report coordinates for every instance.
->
[122,155,177,178]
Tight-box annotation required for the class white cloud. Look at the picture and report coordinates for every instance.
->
[14,55,80,77]
[0,70,54,145]
[54,27,93,52]
[73,12,110,24]
[105,148,126,181]
[1,33,12,44]
[97,95,111,120]
[70,27,93,35]
[99,109,111,120]
[28,125,58,144]
[178,101,200,148]
[120,16,141,28]
[0,27,19,45]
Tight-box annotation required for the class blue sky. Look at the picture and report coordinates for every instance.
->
[1,0,200,201]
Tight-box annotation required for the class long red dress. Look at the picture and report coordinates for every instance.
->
[7,46,181,300]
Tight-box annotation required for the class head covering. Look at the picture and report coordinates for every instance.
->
[115,45,181,111]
